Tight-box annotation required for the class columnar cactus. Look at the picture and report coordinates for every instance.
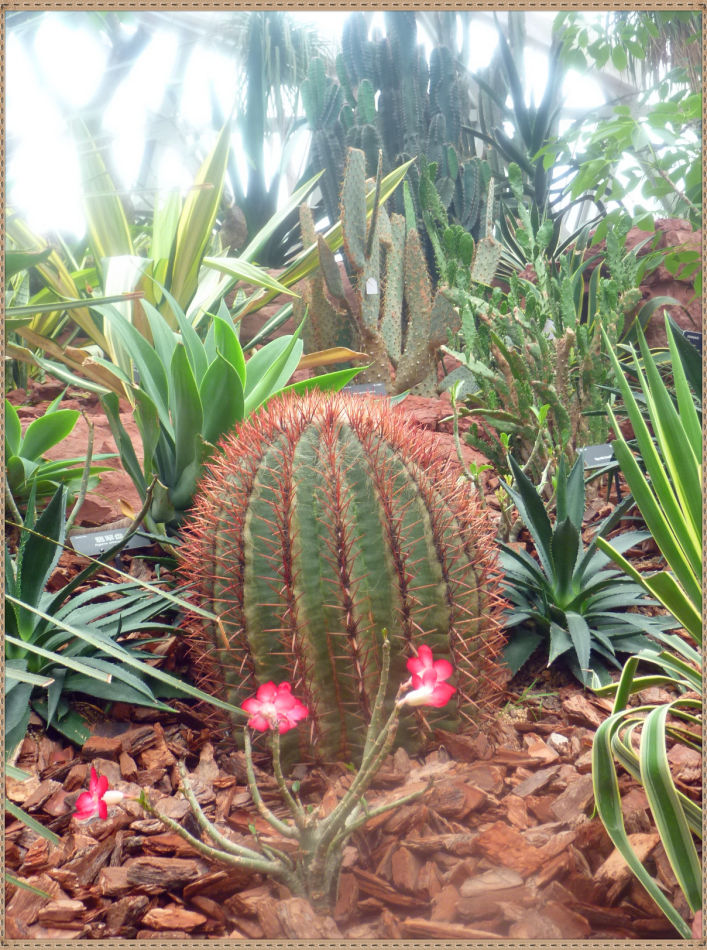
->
[179,391,507,762]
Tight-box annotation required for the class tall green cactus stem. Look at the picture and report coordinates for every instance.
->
[179,391,508,764]
[301,12,488,241]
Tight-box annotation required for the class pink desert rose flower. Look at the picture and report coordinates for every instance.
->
[398,644,456,708]
[242,681,309,733]
[74,766,124,821]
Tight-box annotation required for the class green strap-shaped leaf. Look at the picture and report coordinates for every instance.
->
[506,455,554,580]
[243,328,304,415]
[610,420,699,605]
[550,516,580,604]
[604,324,701,585]
[15,487,67,627]
[199,356,245,445]
[214,315,246,386]
[565,611,592,677]
[19,409,79,463]
[101,392,148,498]
[637,330,701,545]
[142,300,179,373]
[6,596,246,718]
[168,122,231,311]
[5,800,60,846]
[5,399,22,457]
[170,345,203,482]
[278,366,363,399]
[597,511,701,643]
[98,304,172,431]
[5,634,112,682]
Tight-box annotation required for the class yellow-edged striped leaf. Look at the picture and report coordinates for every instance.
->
[168,123,231,311]
[297,347,370,369]
[74,119,134,263]
[7,213,109,350]
[640,705,702,911]
[592,713,692,939]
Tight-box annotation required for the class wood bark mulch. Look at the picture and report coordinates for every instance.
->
[7,681,696,940]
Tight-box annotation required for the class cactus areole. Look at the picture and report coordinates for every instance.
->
[179,391,507,762]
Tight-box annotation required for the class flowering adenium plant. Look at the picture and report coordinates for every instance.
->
[242,681,309,733]
[74,766,124,821]
[74,636,455,912]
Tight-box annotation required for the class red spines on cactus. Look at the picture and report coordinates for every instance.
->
[178,391,508,761]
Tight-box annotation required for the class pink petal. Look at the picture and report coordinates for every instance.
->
[276,682,293,694]
[407,644,435,675]
[420,668,439,687]
[427,682,456,707]
[247,713,271,731]
[276,716,296,734]
[241,697,262,714]
[257,682,278,702]
[432,658,454,681]
[273,691,297,713]
[88,766,100,795]
[74,791,96,819]
[406,656,425,675]
[95,774,109,799]
[97,798,108,820]
[289,700,309,722]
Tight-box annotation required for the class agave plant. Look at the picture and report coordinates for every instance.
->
[591,317,701,939]
[499,453,677,687]
[5,485,244,751]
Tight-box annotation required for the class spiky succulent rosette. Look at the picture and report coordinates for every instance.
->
[178,391,507,762]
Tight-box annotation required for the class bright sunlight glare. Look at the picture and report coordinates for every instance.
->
[7,11,621,240]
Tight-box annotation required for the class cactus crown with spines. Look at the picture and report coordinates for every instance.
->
[178,391,508,764]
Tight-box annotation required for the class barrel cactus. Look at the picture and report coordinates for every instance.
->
[179,391,507,761]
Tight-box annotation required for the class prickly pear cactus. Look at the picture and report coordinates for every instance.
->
[179,391,508,762]
[297,147,462,396]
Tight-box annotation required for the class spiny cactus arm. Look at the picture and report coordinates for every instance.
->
[301,275,353,356]
[365,151,384,260]
[316,235,347,303]
[470,236,503,286]
[359,233,381,332]
[243,729,299,839]
[380,213,405,364]
[341,148,368,271]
